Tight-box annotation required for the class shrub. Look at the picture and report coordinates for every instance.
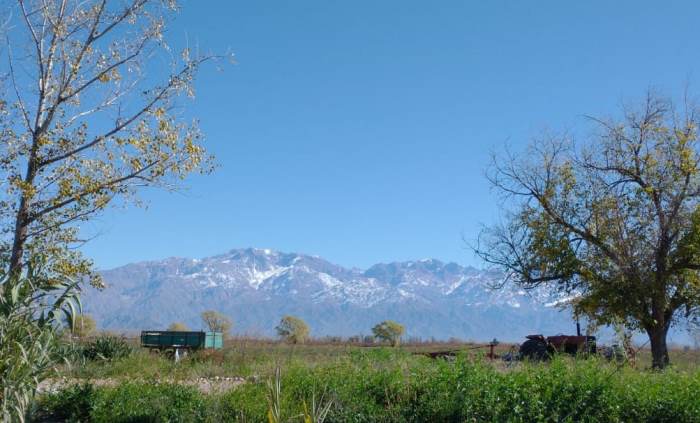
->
[38,383,96,422]
[41,383,208,423]
[83,335,133,361]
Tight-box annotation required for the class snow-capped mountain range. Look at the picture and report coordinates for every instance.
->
[83,248,595,342]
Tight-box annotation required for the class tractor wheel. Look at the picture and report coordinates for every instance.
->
[519,339,551,361]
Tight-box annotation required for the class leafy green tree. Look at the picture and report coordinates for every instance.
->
[200,310,232,336]
[372,320,404,346]
[275,315,310,344]
[476,93,700,368]
[72,314,96,338]
[167,322,189,331]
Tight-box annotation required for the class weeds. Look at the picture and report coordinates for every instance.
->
[38,351,700,422]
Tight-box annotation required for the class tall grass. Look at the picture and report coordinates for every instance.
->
[0,267,80,422]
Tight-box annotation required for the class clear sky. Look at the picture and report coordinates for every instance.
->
[83,0,700,270]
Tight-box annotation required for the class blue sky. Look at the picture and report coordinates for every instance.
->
[83,0,700,270]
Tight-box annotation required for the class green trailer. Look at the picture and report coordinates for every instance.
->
[140,330,223,352]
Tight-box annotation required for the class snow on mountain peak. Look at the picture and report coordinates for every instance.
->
[85,248,584,341]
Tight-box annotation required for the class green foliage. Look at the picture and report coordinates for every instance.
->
[2,0,221,290]
[477,93,700,368]
[276,316,310,344]
[82,335,133,362]
[38,354,700,422]
[0,261,80,422]
[41,382,207,423]
[372,320,405,346]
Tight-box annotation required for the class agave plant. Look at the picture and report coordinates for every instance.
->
[82,334,133,361]
[0,257,81,422]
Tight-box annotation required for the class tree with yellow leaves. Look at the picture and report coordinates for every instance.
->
[0,1,227,417]
[476,92,700,369]
[1,0,226,285]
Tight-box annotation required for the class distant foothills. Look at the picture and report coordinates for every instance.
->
[83,248,692,345]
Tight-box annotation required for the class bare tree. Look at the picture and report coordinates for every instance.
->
[201,310,232,336]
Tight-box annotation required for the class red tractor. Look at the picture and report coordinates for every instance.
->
[518,323,596,361]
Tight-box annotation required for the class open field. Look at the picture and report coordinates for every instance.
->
[33,338,700,422]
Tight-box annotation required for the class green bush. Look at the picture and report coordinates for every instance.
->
[38,383,96,422]
[82,335,133,362]
[41,383,208,423]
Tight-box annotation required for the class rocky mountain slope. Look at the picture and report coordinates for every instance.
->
[83,248,590,342]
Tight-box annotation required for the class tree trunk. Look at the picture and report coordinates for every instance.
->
[9,197,30,275]
[647,323,670,370]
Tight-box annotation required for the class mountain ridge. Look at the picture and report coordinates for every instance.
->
[83,247,590,342]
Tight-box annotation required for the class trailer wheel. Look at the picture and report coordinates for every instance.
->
[519,339,551,361]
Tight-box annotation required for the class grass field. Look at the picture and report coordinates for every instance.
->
[32,338,700,422]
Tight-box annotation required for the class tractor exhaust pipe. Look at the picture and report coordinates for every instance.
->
[576,319,581,337]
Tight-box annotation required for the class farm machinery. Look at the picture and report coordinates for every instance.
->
[518,334,597,361]
[517,322,596,361]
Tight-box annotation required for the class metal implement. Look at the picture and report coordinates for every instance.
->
[518,334,596,361]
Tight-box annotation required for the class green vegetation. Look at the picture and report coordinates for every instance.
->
[0,263,80,422]
[372,321,405,347]
[276,316,311,344]
[72,315,97,339]
[82,335,134,362]
[0,0,223,418]
[477,93,700,369]
[37,347,700,422]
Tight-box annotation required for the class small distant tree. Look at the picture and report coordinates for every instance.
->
[275,315,310,344]
[200,310,232,337]
[690,320,700,350]
[167,322,189,331]
[372,320,404,347]
[72,315,96,338]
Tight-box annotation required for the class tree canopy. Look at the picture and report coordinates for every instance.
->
[275,315,310,344]
[476,92,700,368]
[372,320,404,347]
[1,0,222,287]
